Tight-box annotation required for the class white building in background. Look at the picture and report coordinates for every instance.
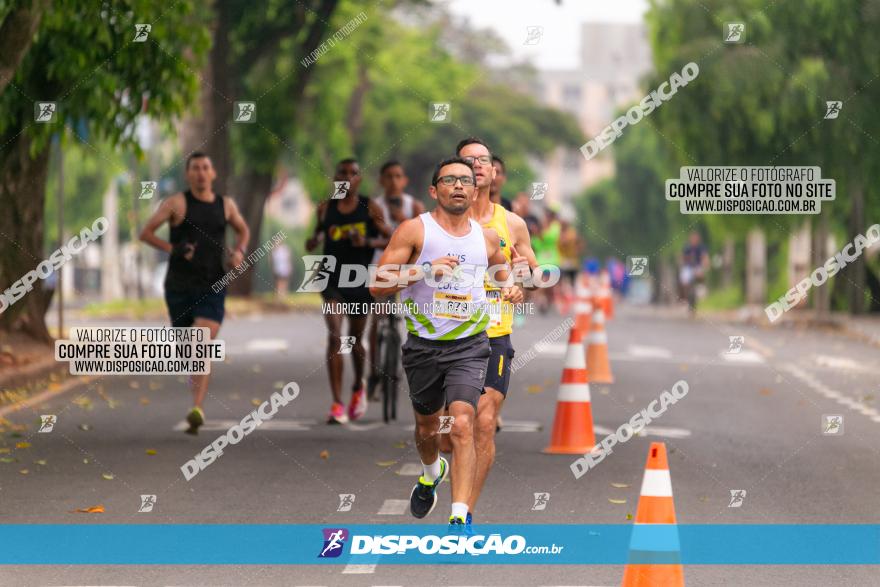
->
[532,22,652,210]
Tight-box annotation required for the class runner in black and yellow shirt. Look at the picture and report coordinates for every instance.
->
[450,138,540,534]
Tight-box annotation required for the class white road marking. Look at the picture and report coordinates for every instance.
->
[341,563,376,574]
[346,421,386,431]
[499,420,543,432]
[405,422,541,433]
[172,419,315,432]
[244,338,288,352]
[783,364,880,422]
[720,350,765,364]
[396,463,422,476]
[627,344,672,359]
[534,342,568,355]
[814,354,880,374]
[377,499,409,515]
[594,424,691,439]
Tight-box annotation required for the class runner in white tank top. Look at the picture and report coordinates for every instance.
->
[369,157,513,528]
[368,162,425,399]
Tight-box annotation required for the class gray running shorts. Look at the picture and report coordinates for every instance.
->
[401,331,490,415]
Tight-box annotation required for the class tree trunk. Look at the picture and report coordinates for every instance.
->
[0,0,50,96]
[346,61,371,148]
[227,170,274,296]
[0,132,52,342]
[846,179,866,314]
[812,213,831,315]
[721,236,734,289]
[180,1,234,193]
[745,228,766,305]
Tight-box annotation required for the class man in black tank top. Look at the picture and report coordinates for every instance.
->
[305,158,391,424]
[140,152,250,434]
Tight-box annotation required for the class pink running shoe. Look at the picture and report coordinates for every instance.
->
[327,402,348,424]
[348,388,368,421]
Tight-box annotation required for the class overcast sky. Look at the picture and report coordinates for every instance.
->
[443,0,648,70]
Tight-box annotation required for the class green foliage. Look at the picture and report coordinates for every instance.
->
[0,0,208,156]
[575,120,685,261]
[291,3,583,201]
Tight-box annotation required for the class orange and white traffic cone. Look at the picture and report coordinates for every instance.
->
[543,326,596,454]
[621,442,684,587]
[586,307,614,384]
[573,274,593,335]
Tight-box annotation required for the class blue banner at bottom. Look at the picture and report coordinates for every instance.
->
[0,524,877,564]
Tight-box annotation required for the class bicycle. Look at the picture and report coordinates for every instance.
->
[371,309,402,423]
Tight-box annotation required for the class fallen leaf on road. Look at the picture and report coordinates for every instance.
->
[759,388,773,396]
[251,398,261,406]
[15,442,30,449]
[679,364,689,372]
[526,384,543,394]
[72,396,93,410]
[0,457,14,463]
[101,473,115,480]
[78,424,92,431]
[393,441,407,449]
[19,469,29,475]
[48,382,62,392]
[49,373,59,382]
[129,381,140,389]
[608,498,627,504]
[699,496,709,502]
[9,432,22,438]
[0,448,9,453]
[599,388,610,395]
[82,459,89,464]
[320,450,329,459]
[72,505,104,513]
[35,459,47,466]
[148,381,162,391]
[376,460,396,467]
[251,364,262,373]
[544,378,555,386]
[230,393,241,400]
[139,397,150,405]
[273,381,285,389]
[145,449,157,456]
[611,482,630,488]
[626,513,633,520]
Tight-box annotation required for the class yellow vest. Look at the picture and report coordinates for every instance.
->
[482,203,514,337]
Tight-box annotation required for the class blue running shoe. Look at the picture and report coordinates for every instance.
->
[447,515,466,534]
[409,456,448,519]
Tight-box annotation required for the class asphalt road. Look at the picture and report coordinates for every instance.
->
[1,303,879,586]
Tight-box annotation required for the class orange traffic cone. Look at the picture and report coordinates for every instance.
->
[573,274,593,335]
[586,307,614,384]
[621,442,684,587]
[543,326,596,454]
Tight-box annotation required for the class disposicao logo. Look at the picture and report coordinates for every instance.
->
[318,528,349,558]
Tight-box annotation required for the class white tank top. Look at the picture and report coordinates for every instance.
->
[401,213,490,340]
[372,193,416,264]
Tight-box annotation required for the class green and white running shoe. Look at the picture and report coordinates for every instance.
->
[185,406,204,435]
[409,456,448,518]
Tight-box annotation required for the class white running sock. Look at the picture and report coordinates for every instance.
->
[451,502,468,521]
[422,457,442,483]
